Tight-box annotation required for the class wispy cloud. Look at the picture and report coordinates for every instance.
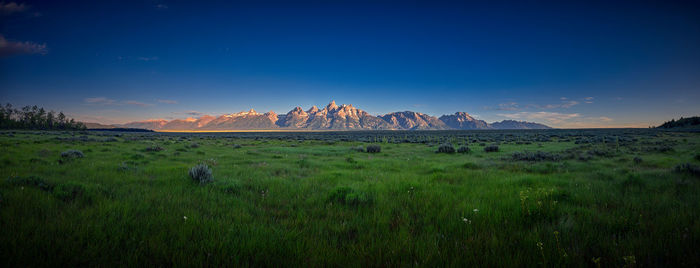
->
[116,56,159,62]
[125,100,153,107]
[155,4,168,9]
[532,100,579,109]
[598,116,613,122]
[498,111,619,128]
[137,56,158,61]
[0,34,47,57]
[0,1,28,15]
[498,111,581,124]
[484,102,519,111]
[85,97,157,107]
[184,110,202,116]
[157,99,178,104]
[584,97,594,104]
[84,97,116,105]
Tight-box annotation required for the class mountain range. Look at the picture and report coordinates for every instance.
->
[98,101,550,131]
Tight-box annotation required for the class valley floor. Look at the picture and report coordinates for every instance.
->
[1,130,699,266]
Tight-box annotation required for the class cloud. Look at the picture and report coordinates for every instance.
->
[484,102,519,111]
[137,56,158,61]
[498,111,620,128]
[584,97,594,104]
[157,99,178,104]
[155,4,168,9]
[0,34,47,57]
[184,110,202,116]
[498,111,580,124]
[497,102,519,111]
[0,2,28,15]
[84,97,116,105]
[125,100,153,107]
[598,116,613,122]
[532,100,579,109]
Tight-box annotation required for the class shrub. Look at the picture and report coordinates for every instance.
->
[674,163,700,177]
[145,144,164,152]
[436,143,455,154]
[511,151,561,162]
[463,162,480,169]
[118,162,137,172]
[189,142,200,148]
[350,145,365,152]
[189,164,213,184]
[457,146,470,154]
[366,144,381,153]
[7,176,54,191]
[61,149,84,159]
[484,145,499,152]
[233,144,242,149]
[577,154,593,161]
[633,157,643,164]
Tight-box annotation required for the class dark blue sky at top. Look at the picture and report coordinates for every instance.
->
[1,0,699,127]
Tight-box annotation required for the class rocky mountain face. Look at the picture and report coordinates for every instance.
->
[115,101,552,130]
[490,120,551,129]
[201,109,278,130]
[439,112,489,129]
[161,115,216,130]
[119,119,168,130]
[380,111,450,130]
[277,101,393,130]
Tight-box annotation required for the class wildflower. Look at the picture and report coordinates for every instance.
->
[462,217,471,224]
[183,216,187,221]
[473,208,479,213]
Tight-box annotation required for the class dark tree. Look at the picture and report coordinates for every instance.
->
[0,103,86,130]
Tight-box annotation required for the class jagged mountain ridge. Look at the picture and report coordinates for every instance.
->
[116,101,551,130]
[380,111,450,130]
[439,112,489,129]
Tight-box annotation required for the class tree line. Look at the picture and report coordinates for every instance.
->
[658,116,700,129]
[0,103,86,130]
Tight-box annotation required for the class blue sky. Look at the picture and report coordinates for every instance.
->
[1,0,699,127]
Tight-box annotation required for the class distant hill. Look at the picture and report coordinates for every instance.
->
[84,122,116,129]
[88,128,154,132]
[490,120,552,129]
[116,101,553,131]
[657,116,700,129]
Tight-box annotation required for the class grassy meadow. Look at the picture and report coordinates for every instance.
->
[1,130,699,266]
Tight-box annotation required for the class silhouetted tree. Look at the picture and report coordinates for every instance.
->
[0,103,85,130]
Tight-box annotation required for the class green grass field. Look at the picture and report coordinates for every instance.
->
[1,130,699,266]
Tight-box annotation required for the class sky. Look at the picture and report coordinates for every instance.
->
[1,0,699,128]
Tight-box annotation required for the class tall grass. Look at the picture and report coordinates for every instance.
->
[0,130,699,266]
